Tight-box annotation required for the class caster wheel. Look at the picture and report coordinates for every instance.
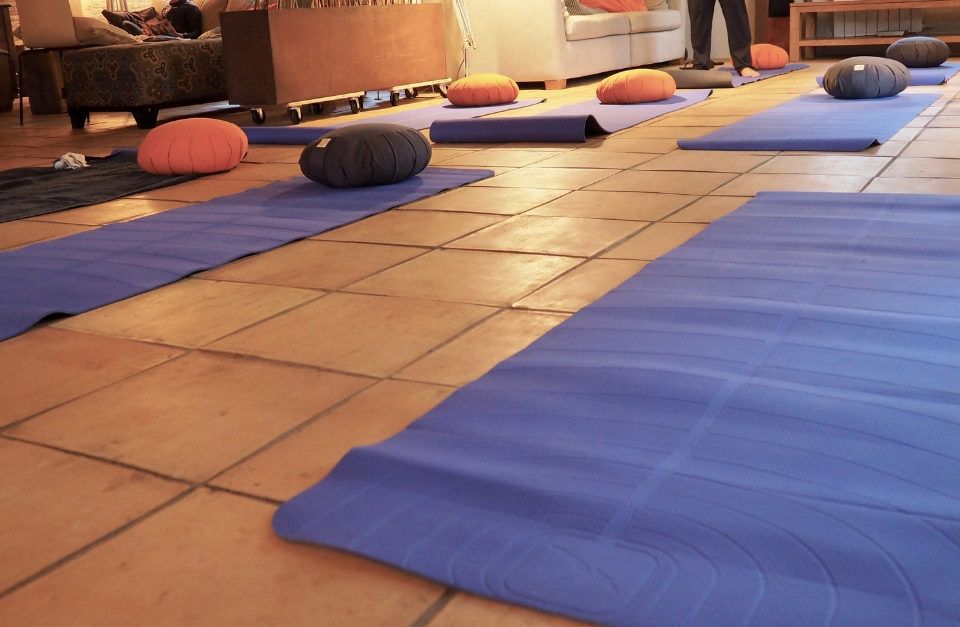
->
[349,98,360,114]
[389,92,400,106]
[311,102,324,114]
[288,107,303,124]
[250,108,266,125]
[437,83,448,98]
[404,87,418,99]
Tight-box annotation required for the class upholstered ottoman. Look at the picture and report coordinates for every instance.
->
[61,38,228,129]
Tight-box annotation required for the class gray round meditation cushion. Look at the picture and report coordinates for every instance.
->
[822,56,909,99]
[299,123,431,188]
[886,36,950,68]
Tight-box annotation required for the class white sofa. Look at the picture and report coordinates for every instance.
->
[442,0,688,89]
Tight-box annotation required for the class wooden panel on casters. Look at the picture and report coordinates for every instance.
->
[221,5,447,107]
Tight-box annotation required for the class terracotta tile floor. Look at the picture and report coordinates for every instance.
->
[2,59,960,625]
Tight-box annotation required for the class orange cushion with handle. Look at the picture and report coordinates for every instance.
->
[580,0,648,11]
[137,118,247,175]
[446,74,519,107]
[750,43,789,70]
[596,69,676,104]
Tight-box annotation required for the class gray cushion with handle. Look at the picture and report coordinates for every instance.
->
[822,56,909,99]
[886,36,950,68]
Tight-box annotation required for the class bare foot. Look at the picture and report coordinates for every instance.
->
[739,67,760,77]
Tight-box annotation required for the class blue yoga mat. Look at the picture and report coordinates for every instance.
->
[242,99,545,144]
[816,63,960,87]
[678,92,938,151]
[274,189,960,626]
[429,89,713,143]
[0,167,492,342]
[717,62,809,86]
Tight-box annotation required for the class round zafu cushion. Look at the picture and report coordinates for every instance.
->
[446,74,519,107]
[299,123,431,188]
[750,43,788,70]
[822,56,909,99]
[886,36,950,68]
[596,69,676,104]
[137,118,247,175]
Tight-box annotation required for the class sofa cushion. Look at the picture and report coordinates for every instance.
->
[73,17,140,46]
[581,0,648,10]
[299,124,431,188]
[138,118,247,175]
[886,36,950,68]
[626,8,681,33]
[750,43,788,69]
[447,74,519,106]
[596,68,675,103]
[822,56,909,99]
[565,13,631,41]
[196,0,229,33]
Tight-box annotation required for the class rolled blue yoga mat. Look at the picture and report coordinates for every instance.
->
[678,92,938,151]
[274,190,960,626]
[716,62,809,86]
[0,167,493,341]
[242,99,545,144]
[430,89,713,143]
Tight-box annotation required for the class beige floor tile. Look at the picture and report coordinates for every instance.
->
[585,170,736,195]
[592,137,677,153]
[343,249,581,307]
[0,439,186,593]
[396,309,569,386]
[899,141,960,158]
[402,186,569,215]
[314,210,505,246]
[916,126,960,142]
[209,292,497,376]
[514,258,647,312]
[0,157,54,169]
[431,592,590,627]
[634,150,771,173]
[665,195,750,223]
[752,154,890,176]
[30,198,187,226]
[211,379,454,501]
[0,328,183,427]
[533,150,657,169]
[438,149,560,168]
[527,190,694,221]
[471,167,615,190]
[863,177,960,194]
[429,148,480,164]
[129,178,269,203]
[200,240,427,290]
[9,352,370,481]
[243,145,303,164]
[650,114,744,127]
[0,220,93,251]
[214,162,303,181]
[602,222,706,260]
[613,125,713,139]
[881,157,960,178]
[925,115,960,128]
[0,489,443,626]
[711,173,869,196]
[446,215,642,257]
[54,279,321,349]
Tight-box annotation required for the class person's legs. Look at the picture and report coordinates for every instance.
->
[718,0,755,74]
[687,0,718,69]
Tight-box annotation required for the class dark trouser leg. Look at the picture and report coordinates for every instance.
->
[687,0,717,69]
[718,0,753,71]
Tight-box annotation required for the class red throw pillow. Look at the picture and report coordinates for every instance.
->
[750,43,789,70]
[138,118,248,175]
[596,69,675,103]
[580,0,648,11]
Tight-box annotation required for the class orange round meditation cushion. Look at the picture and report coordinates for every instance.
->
[596,69,676,104]
[750,43,789,70]
[137,118,247,175]
[446,74,519,107]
